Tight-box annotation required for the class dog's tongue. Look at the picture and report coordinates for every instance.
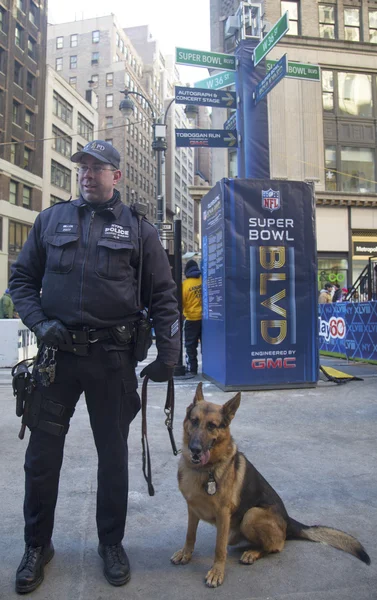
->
[200,450,210,465]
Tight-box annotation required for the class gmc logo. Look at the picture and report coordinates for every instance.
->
[252,358,296,369]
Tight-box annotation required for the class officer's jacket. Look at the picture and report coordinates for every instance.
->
[9,191,180,364]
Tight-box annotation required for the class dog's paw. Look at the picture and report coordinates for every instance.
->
[205,566,225,587]
[171,549,192,565]
[240,549,262,564]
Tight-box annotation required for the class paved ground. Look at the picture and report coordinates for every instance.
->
[0,348,376,600]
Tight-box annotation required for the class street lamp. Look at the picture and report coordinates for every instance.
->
[119,89,167,227]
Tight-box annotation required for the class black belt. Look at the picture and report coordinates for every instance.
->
[58,328,113,356]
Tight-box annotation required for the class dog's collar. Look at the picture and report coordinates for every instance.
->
[206,471,217,496]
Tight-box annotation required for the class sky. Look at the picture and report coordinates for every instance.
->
[48,0,211,85]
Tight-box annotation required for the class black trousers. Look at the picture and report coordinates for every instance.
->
[184,319,202,373]
[24,342,140,547]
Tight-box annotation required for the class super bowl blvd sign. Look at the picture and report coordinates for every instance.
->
[175,47,236,71]
[175,86,236,109]
[253,11,289,66]
[266,60,321,81]
[254,54,287,104]
[194,71,236,90]
[175,129,238,148]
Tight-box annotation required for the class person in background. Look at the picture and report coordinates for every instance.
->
[332,283,342,302]
[342,287,349,301]
[0,288,15,318]
[182,259,202,375]
[9,140,180,594]
[318,282,333,304]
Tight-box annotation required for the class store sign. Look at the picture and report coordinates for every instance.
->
[353,241,377,256]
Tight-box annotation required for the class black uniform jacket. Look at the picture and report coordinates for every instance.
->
[9,191,180,365]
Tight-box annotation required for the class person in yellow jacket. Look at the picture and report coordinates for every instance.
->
[182,260,202,375]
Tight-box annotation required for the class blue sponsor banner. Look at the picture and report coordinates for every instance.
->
[319,302,377,361]
[202,178,318,390]
[254,54,287,105]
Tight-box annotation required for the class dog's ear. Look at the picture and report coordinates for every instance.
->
[193,382,204,405]
[222,392,241,426]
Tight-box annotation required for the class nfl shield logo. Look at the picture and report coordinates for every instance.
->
[262,189,281,213]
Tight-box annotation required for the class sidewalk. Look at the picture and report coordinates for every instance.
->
[0,349,376,600]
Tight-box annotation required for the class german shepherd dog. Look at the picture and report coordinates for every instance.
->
[171,383,370,588]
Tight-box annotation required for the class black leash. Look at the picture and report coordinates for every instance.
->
[141,376,179,496]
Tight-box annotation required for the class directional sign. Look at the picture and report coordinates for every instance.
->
[253,12,289,66]
[254,54,287,104]
[176,47,236,71]
[154,222,173,233]
[175,86,236,109]
[175,129,238,148]
[224,112,237,131]
[194,71,236,90]
[266,60,321,81]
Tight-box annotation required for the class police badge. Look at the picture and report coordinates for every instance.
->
[262,188,281,213]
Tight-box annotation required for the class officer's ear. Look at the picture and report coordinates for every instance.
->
[113,170,122,185]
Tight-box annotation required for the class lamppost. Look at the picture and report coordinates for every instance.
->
[119,89,167,229]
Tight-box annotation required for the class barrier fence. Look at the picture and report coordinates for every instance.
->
[319,301,377,362]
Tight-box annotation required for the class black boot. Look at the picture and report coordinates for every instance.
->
[98,542,130,586]
[15,541,54,594]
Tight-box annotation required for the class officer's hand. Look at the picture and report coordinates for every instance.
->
[140,359,174,382]
[32,319,71,347]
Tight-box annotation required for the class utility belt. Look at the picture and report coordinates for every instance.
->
[60,323,136,356]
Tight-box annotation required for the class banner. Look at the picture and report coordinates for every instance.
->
[202,178,318,389]
[319,302,377,361]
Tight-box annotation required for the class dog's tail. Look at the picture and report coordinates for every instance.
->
[287,518,371,565]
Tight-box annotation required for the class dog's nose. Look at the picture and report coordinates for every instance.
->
[189,442,202,455]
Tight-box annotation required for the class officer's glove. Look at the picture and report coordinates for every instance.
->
[32,319,71,347]
[140,359,174,382]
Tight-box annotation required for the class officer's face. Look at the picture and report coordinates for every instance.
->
[78,155,122,203]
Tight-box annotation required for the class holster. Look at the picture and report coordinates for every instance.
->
[133,317,153,362]
[12,360,33,417]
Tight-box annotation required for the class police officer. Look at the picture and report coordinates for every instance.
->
[9,140,180,594]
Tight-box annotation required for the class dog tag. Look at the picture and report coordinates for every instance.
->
[206,474,217,496]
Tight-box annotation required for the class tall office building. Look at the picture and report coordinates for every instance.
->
[47,15,162,221]
[210,0,377,288]
[0,0,47,290]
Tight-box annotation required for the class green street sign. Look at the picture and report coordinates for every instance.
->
[266,60,321,81]
[194,71,236,90]
[176,47,236,71]
[254,12,289,66]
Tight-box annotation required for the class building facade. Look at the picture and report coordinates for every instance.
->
[47,16,161,221]
[42,65,98,209]
[0,0,48,291]
[210,0,377,289]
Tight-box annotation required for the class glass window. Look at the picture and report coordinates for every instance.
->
[70,55,77,69]
[322,70,334,110]
[23,148,31,169]
[90,74,99,88]
[53,92,73,126]
[319,4,335,38]
[10,143,16,164]
[56,36,63,49]
[9,181,17,204]
[29,2,38,26]
[25,110,33,133]
[318,258,348,291]
[106,94,113,108]
[369,10,377,43]
[69,76,77,88]
[340,147,375,193]
[28,37,36,60]
[325,145,337,191]
[105,116,113,129]
[0,7,5,32]
[50,195,63,205]
[77,113,94,141]
[12,101,21,125]
[281,0,298,35]
[22,185,31,207]
[52,125,72,157]
[56,57,63,71]
[91,52,99,65]
[338,72,372,117]
[51,160,71,192]
[344,8,360,41]
[92,30,100,43]
[15,25,23,48]
[70,34,78,47]
[26,71,35,96]
[106,72,113,87]
[14,61,23,86]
